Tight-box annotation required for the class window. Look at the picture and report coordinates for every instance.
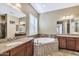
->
[29,14,38,36]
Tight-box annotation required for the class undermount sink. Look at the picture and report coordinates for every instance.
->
[6,42,23,46]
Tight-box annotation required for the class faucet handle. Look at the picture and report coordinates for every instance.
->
[13,37,16,40]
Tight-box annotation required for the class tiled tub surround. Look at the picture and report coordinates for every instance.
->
[0,37,33,55]
[34,37,58,56]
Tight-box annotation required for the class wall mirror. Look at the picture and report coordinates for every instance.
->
[15,16,27,36]
[0,15,7,39]
[75,19,79,33]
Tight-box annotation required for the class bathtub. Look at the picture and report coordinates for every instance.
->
[34,37,58,55]
[34,37,56,45]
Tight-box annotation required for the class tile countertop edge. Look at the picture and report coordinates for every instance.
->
[0,37,34,54]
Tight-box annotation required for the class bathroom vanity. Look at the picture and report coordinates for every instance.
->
[57,35,79,51]
[0,38,34,56]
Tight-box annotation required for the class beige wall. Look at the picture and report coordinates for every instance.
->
[39,6,79,34]
[7,14,19,38]
[39,13,57,34]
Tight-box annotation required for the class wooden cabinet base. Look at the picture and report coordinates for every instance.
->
[76,39,79,51]
[1,40,34,56]
[58,37,79,52]
[58,37,66,49]
[66,38,75,50]
[25,40,34,56]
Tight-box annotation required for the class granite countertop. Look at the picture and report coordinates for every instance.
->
[0,37,33,54]
[56,34,79,37]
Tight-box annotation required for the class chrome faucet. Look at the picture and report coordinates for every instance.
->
[6,37,16,42]
[6,38,12,42]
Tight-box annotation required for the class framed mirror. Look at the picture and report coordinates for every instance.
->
[75,20,79,32]
[15,16,27,36]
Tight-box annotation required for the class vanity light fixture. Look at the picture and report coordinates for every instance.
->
[15,3,21,8]
[20,22,25,25]
[70,15,74,19]
[62,16,66,20]
[62,15,74,20]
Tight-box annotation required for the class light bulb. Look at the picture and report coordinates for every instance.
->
[15,3,21,8]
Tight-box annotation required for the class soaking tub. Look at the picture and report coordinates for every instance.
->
[34,37,56,45]
[34,37,58,55]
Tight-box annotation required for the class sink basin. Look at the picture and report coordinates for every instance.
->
[6,42,23,46]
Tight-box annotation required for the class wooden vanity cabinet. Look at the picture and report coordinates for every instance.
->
[58,36,79,52]
[0,51,10,56]
[0,40,34,56]
[10,39,34,56]
[76,39,79,51]
[10,44,25,56]
[58,37,66,49]
[25,40,34,56]
[67,38,76,50]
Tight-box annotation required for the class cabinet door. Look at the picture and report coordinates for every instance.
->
[0,51,10,56]
[59,37,66,48]
[25,40,34,56]
[76,39,79,51]
[10,44,25,56]
[67,38,75,50]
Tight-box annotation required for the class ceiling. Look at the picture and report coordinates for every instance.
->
[31,3,79,14]
[0,3,26,18]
